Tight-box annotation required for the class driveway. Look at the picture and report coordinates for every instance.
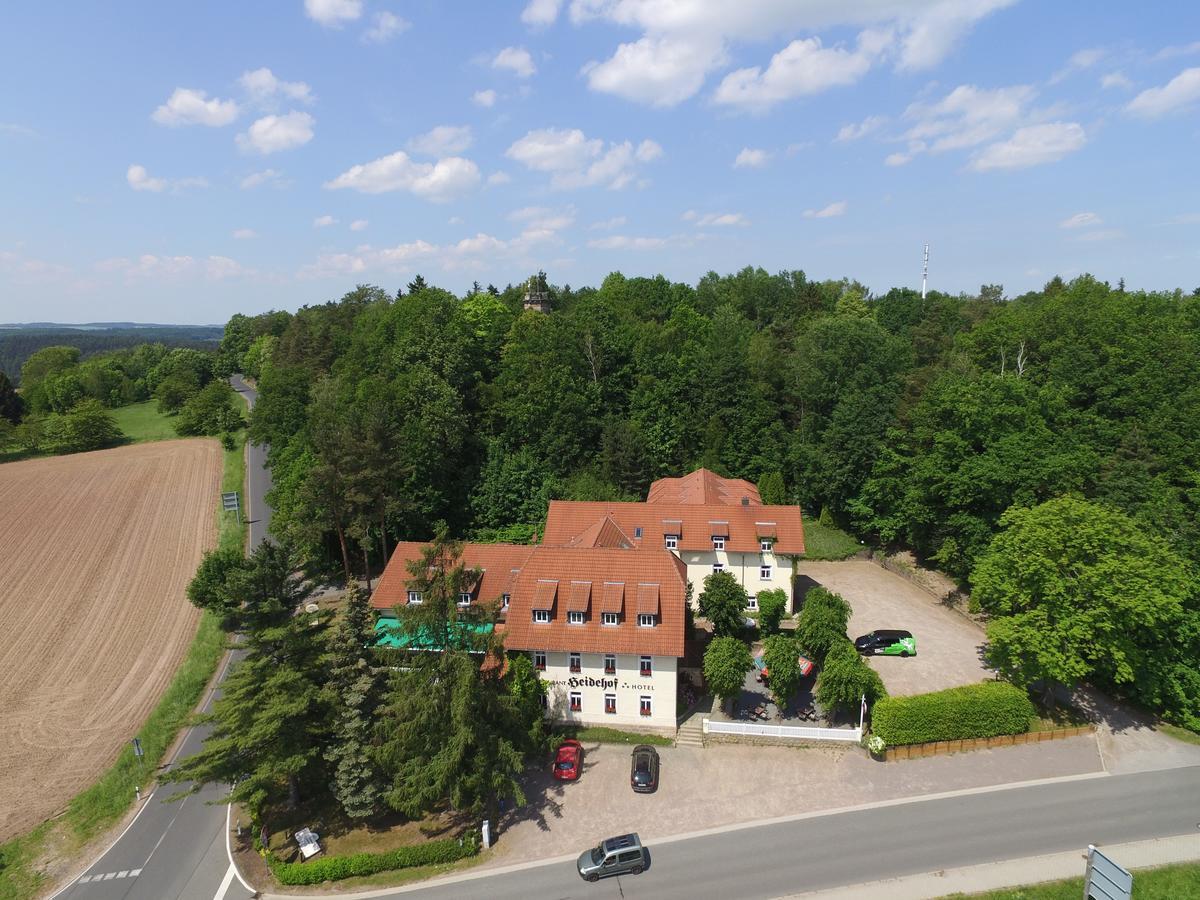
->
[796,560,992,696]
[487,735,1103,868]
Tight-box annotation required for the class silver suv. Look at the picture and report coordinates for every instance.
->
[576,832,646,881]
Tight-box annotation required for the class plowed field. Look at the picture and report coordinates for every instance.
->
[0,439,221,841]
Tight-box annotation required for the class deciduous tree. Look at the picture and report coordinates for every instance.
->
[698,571,748,639]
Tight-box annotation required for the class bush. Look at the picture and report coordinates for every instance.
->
[871,682,1035,746]
[757,588,788,633]
[794,590,850,665]
[815,639,885,716]
[266,834,478,885]
[175,381,244,436]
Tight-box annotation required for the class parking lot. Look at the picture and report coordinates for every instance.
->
[796,559,993,696]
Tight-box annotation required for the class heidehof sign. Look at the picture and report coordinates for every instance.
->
[547,676,655,691]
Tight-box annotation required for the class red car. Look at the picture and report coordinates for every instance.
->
[553,739,584,781]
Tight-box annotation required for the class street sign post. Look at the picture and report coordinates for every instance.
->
[1083,844,1132,900]
[221,491,241,525]
[131,737,143,758]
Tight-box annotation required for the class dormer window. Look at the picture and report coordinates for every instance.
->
[533,609,550,624]
[712,536,725,551]
[457,592,472,607]
[664,534,678,550]
[407,590,423,605]
[501,593,511,610]
[760,538,773,553]
[568,610,585,625]
[601,611,619,626]
[637,613,656,628]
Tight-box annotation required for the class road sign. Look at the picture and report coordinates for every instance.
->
[221,491,241,525]
[131,737,143,758]
[1084,844,1132,900]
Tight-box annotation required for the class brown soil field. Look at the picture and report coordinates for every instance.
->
[0,439,222,841]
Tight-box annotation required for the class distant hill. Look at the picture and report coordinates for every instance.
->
[0,324,223,383]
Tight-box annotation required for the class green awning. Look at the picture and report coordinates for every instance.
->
[373,616,493,651]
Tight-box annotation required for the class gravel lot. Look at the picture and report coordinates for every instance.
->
[796,559,993,696]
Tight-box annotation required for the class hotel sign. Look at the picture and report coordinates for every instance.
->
[548,676,655,691]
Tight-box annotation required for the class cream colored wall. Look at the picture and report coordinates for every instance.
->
[538,651,677,730]
[679,549,795,610]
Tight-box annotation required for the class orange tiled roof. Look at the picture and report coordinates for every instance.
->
[370,541,534,611]
[647,468,761,506]
[543,500,805,555]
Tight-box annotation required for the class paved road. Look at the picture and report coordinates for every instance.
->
[52,377,272,900]
[312,767,1200,900]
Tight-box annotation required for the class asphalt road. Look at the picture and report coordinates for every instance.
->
[328,766,1200,900]
[51,377,272,900]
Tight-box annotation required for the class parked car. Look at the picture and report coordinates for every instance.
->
[553,738,583,781]
[630,744,660,793]
[576,832,646,882]
[854,629,917,657]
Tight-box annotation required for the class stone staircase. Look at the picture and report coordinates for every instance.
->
[675,714,706,748]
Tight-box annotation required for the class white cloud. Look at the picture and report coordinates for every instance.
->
[522,0,562,26]
[903,84,1034,152]
[1153,41,1200,61]
[473,89,497,107]
[493,46,536,78]
[885,150,915,166]
[587,235,667,250]
[733,147,770,168]
[803,201,847,218]
[0,122,37,137]
[836,114,887,141]
[1059,212,1102,229]
[448,216,464,225]
[325,150,482,201]
[350,219,369,231]
[508,204,576,232]
[506,127,662,189]
[487,171,512,186]
[97,253,249,281]
[714,32,886,112]
[1074,228,1122,243]
[126,164,167,193]
[590,216,627,230]
[684,211,749,227]
[408,125,473,156]
[240,168,285,189]
[236,111,315,154]
[969,122,1086,171]
[1049,47,1105,83]
[1161,212,1200,226]
[314,215,338,227]
[151,88,239,127]
[305,0,362,27]
[232,228,258,239]
[574,0,1014,108]
[239,68,313,105]
[1126,68,1200,119]
[363,11,410,43]
[1100,71,1132,90]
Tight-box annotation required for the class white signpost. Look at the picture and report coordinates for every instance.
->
[1083,845,1132,900]
[221,491,241,525]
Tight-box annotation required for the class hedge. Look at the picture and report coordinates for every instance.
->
[266,833,478,885]
[871,682,1035,746]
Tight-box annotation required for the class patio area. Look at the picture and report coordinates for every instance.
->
[706,641,850,728]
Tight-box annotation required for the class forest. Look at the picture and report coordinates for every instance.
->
[222,268,1200,733]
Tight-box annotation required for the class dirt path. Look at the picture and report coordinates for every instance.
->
[0,439,221,841]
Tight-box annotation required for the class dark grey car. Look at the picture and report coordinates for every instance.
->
[576,833,646,881]
[630,744,660,793]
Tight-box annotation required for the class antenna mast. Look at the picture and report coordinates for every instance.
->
[921,243,929,300]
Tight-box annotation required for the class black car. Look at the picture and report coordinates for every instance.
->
[630,744,659,793]
[853,629,916,657]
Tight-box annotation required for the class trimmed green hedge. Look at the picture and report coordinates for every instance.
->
[266,834,478,885]
[871,682,1035,746]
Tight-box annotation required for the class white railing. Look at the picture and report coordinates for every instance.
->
[703,718,861,743]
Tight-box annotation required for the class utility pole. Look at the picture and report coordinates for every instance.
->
[921,243,929,300]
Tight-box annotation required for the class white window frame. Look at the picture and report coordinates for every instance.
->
[407,590,423,605]
[712,536,725,551]
[501,593,511,610]
[457,592,472,607]
[639,655,652,677]
[760,538,773,553]
[569,691,582,712]
[760,565,772,580]
[637,613,656,628]
[569,652,582,673]
[601,611,619,626]
[712,563,725,574]
[604,693,617,715]
[747,594,758,611]
[640,695,653,717]
[604,653,616,675]
[533,651,546,671]
[664,534,678,550]
[533,608,550,623]
[567,610,585,625]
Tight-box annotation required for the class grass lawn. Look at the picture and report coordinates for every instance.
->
[110,400,178,443]
[1160,723,1200,745]
[938,861,1200,898]
[801,520,863,560]
[559,725,673,746]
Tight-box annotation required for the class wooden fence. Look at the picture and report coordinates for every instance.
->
[880,724,1094,761]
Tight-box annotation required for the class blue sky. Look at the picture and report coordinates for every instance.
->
[1,1,1198,324]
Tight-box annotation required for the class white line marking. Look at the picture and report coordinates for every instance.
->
[116,870,128,878]
[212,862,236,900]
[130,868,142,877]
[77,876,91,883]
[225,796,258,894]
[45,790,158,899]
[102,872,116,880]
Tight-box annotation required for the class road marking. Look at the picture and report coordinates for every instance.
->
[226,794,258,894]
[116,870,128,878]
[212,862,236,900]
[130,868,142,877]
[102,872,116,880]
[77,876,92,883]
[46,790,158,899]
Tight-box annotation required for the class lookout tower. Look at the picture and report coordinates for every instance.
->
[523,270,552,313]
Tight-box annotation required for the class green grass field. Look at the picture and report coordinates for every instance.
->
[110,400,178,443]
[559,726,674,746]
[801,520,864,560]
[0,428,245,900]
[939,861,1200,898]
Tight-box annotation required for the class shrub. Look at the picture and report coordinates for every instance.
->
[871,682,1035,746]
[266,834,478,885]
[699,571,749,638]
[815,639,886,716]
[703,636,753,706]
[756,588,788,633]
